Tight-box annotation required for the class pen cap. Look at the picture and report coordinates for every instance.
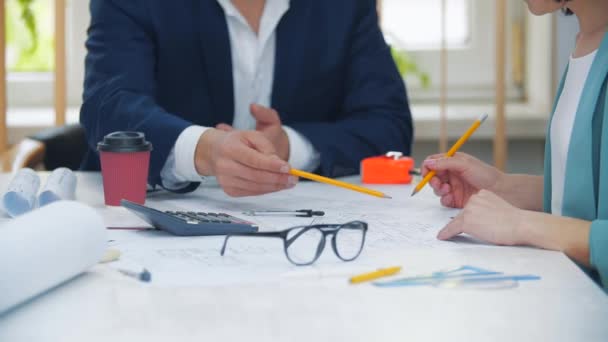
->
[361,154,414,184]
[98,132,152,206]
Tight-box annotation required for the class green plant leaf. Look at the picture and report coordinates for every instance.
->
[16,0,38,53]
[390,47,430,89]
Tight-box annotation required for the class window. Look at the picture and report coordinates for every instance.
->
[5,0,86,111]
[6,0,54,72]
[380,0,529,103]
[382,0,470,50]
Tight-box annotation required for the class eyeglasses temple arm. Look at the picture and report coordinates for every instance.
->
[220,232,284,255]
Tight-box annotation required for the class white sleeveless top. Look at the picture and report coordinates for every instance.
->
[550,50,598,215]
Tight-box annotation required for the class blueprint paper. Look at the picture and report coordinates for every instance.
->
[2,168,40,217]
[106,180,463,287]
[38,168,77,206]
[2,168,78,217]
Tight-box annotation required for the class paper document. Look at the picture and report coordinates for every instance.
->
[2,168,77,217]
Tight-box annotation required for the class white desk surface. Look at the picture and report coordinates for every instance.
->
[0,172,607,342]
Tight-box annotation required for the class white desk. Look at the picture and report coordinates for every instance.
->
[0,172,607,342]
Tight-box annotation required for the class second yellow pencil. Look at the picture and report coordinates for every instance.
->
[411,113,488,196]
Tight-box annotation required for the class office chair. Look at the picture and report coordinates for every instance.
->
[0,124,87,173]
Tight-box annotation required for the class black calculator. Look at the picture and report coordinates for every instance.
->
[121,200,259,236]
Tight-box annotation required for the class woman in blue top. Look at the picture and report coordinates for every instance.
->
[423,0,608,289]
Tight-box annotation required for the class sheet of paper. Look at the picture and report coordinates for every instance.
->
[2,168,40,217]
[99,206,151,228]
[107,230,296,287]
[38,167,77,206]
[106,180,469,287]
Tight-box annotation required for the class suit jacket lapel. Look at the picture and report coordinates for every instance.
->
[196,1,234,124]
[272,1,311,121]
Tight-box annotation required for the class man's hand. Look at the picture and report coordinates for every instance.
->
[194,129,297,197]
[215,104,290,161]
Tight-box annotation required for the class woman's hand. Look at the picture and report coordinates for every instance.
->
[422,152,504,208]
[437,190,523,245]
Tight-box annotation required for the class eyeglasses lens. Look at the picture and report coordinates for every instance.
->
[286,227,324,265]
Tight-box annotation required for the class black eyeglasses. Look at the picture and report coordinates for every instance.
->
[220,221,368,266]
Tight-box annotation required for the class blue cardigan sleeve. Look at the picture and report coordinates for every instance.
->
[81,0,192,187]
[590,221,608,288]
[289,0,413,177]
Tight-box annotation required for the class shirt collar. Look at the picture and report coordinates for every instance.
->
[216,0,290,25]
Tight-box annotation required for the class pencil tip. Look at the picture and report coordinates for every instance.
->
[383,195,392,199]
[410,189,418,197]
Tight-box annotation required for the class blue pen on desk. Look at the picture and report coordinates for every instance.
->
[117,267,152,282]
[103,250,152,283]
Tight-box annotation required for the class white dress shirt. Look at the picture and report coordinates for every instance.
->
[550,49,597,216]
[160,0,320,188]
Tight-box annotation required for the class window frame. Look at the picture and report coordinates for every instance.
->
[380,0,531,103]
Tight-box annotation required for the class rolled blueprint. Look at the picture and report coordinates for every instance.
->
[38,168,77,207]
[2,168,40,217]
[0,201,107,314]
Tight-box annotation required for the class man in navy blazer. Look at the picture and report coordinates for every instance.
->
[81,0,413,197]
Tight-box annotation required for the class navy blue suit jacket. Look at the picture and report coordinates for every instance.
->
[81,0,413,187]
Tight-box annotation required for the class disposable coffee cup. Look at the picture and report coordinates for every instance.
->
[97,132,152,206]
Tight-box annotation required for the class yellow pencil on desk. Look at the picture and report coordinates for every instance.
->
[289,169,391,199]
[411,113,488,197]
[349,266,402,284]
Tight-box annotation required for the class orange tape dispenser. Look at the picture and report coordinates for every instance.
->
[361,151,416,184]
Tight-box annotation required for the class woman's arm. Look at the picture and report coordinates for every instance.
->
[423,153,544,211]
[438,190,591,266]
[517,210,591,266]
[495,174,544,211]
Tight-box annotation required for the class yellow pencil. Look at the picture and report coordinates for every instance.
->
[289,169,391,199]
[349,266,402,284]
[411,113,488,196]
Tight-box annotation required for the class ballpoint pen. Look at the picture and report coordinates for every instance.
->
[99,249,152,282]
[242,209,325,217]
[117,267,152,282]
